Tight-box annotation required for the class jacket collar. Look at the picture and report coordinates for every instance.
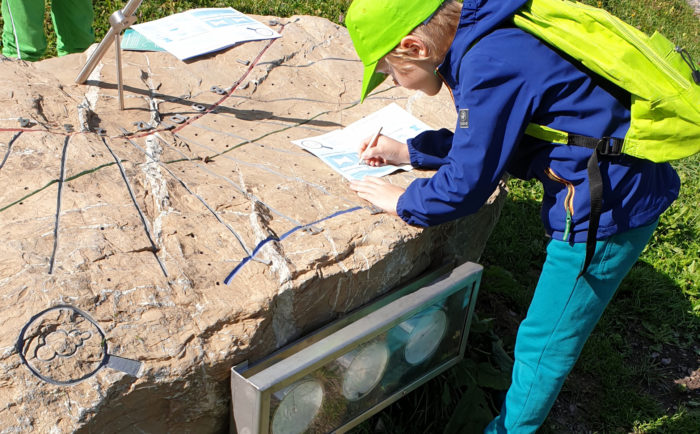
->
[437,0,529,88]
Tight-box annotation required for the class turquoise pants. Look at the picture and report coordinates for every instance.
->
[1,0,94,61]
[485,219,658,433]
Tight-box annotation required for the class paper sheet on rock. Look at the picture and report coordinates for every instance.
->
[130,8,280,60]
[292,104,432,181]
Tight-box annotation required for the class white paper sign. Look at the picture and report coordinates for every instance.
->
[292,104,432,181]
[131,8,281,60]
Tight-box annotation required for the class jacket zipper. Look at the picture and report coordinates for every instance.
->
[545,167,575,241]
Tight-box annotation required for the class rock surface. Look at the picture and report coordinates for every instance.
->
[0,15,506,433]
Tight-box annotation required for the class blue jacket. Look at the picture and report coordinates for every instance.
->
[397,0,680,242]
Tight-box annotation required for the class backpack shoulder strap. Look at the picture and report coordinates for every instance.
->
[525,124,625,156]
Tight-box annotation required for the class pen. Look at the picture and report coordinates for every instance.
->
[360,126,383,164]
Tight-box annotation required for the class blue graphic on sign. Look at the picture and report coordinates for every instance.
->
[192,9,254,28]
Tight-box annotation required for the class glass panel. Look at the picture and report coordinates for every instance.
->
[266,285,473,433]
[269,378,324,434]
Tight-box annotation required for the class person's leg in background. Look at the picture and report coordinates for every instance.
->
[485,219,659,433]
[50,0,94,56]
[1,0,47,61]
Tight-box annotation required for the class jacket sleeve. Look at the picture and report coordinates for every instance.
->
[407,128,455,169]
[397,52,535,227]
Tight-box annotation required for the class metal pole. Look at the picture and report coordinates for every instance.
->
[75,0,143,85]
[115,31,124,110]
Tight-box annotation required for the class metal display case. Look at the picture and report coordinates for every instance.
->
[231,261,482,434]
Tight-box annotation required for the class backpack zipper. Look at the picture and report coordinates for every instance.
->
[548,1,690,90]
[545,167,575,241]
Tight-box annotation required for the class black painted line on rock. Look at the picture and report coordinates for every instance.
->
[0,162,120,213]
[152,134,274,268]
[171,132,331,220]
[49,136,70,274]
[0,131,22,172]
[173,128,367,212]
[120,132,262,264]
[101,136,168,278]
[203,85,403,160]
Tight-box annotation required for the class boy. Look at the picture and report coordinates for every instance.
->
[345,0,680,432]
[1,0,94,61]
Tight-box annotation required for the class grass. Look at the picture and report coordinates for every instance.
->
[2,0,698,432]
[92,0,351,44]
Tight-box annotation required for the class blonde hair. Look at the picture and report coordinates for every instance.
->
[387,0,462,65]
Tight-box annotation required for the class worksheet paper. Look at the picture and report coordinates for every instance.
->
[130,8,280,60]
[292,104,432,181]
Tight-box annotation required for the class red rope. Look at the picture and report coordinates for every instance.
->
[134,22,287,139]
[0,23,286,140]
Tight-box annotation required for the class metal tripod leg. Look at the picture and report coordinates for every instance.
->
[75,0,143,111]
[115,31,124,110]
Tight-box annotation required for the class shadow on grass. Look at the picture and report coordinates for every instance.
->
[559,260,700,433]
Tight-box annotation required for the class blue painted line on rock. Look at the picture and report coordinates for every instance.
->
[224,206,364,284]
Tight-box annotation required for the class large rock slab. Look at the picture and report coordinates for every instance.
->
[0,15,506,433]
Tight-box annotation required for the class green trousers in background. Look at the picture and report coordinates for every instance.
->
[1,0,94,61]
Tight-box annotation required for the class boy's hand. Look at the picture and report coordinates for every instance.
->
[349,177,405,215]
[358,135,411,167]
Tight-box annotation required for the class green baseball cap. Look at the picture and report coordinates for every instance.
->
[346,0,445,102]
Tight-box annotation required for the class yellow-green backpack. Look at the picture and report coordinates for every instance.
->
[512,0,699,276]
[514,0,700,162]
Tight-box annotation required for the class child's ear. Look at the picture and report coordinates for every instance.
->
[398,35,430,59]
